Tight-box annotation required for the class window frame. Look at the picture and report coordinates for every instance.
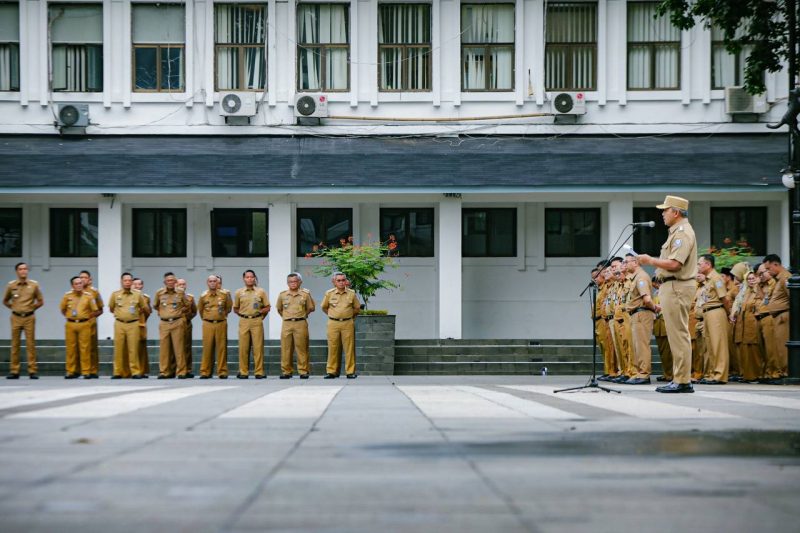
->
[132,208,187,258]
[544,207,601,258]
[626,2,680,91]
[710,206,767,256]
[0,207,22,257]
[460,3,515,93]
[213,3,268,92]
[0,2,20,92]
[210,208,269,258]
[545,1,598,92]
[379,207,435,257]
[462,207,517,258]
[49,207,98,258]
[296,3,351,92]
[377,3,432,93]
[711,39,754,90]
[131,3,186,93]
[296,207,353,257]
[49,3,104,93]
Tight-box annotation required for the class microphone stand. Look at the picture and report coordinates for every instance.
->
[554,225,643,394]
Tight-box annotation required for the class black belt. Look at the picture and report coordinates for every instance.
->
[67,318,89,323]
[703,305,724,313]
[593,316,603,322]
[772,310,788,318]
[605,315,614,321]
[696,317,704,322]
[239,314,260,319]
[660,276,677,282]
[161,317,182,322]
[629,307,653,316]
[329,317,353,321]
[12,311,34,318]
[755,314,767,321]
[203,319,226,323]
[116,318,139,323]
[283,317,306,322]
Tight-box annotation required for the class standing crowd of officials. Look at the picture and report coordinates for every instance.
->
[3,265,360,380]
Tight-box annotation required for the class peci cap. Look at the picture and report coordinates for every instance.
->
[656,195,689,211]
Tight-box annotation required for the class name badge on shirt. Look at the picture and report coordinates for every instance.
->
[172,302,177,309]
[129,305,136,314]
[72,310,77,317]
[253,302,259,310]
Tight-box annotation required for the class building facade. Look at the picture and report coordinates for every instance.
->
[0,0,791,342]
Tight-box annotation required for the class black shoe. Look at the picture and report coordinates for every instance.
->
[237,374,249,379]
[759,378,784,385]
[218,375,228,380]
[323,373,337,379]
[132,374,143,379]
[611,375,629,383]
[255,375,266,379]
[186,373,194,378]
[656,375,669,382]
[89,374,99,379]
[346,374,358,379]
[81,374,91,379]
[65,373,79,379]
[698,378,725,385]
[279,374,292,380]
[29,373,38,380]
[5,373,19,380]
[141,375,149,379]
[729,375,742,382]
[656,382,694,393]
[157,374,168,379]
[199,375,210,379]
[111,375,122,380]
[177,374,188,379]
[300,374,309,379]
[625,377,651,385]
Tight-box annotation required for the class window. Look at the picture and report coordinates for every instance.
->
[462,208,516,257]
[461,4,514,91]
[50,4,103,92]
[711,207,767,256]
[545,208,600,257]
[211,209,268,257]
[215,4,266,91]
[297,208,352,256]
[380,208,434,257]
[297,3,349,91]
[50,208,98,257]
[0,208,21,257]
[711,25,756,89]
[379,4,431,92]
[0,3,20,91]
[627,2,680,90]
[132,209,186,257]
[545,2,597,91]
[133,4,185,92]
[633,207,668,257]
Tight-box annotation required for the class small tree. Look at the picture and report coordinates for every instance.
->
[311,237,399,309]
[700,238,756,270]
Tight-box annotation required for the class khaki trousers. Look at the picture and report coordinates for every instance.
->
[200,320,228,377]
[693,324,706,380]
[660,280,695,385]
[239,317,265,377]
[758,316,778,379]
[702,307,730,382]
[727,321,740,376]
[596,319,614,376]
[159,319,187,377]
[138,326,149,375]
[630,310,654,379]
[613,318,633,377]
[605,319,620,376]
[90,320,99,375]
[737,342,764,382]
[656,334,673,380]
[326,319,356,376]
[771,312,789,378]
[281,320,309,376]
[10,314,36,374]
[65,320,92,376]
[113,320,140,377]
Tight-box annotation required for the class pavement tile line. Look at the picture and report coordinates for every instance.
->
[695,391,800,410]
[219,386,344,419]
[6,386,236,419]
[502,385,739,419]
[0,386,158,412]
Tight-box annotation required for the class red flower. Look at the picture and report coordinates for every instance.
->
[388,242,398,250]
[304,253,312,259]
[723,237,732,245]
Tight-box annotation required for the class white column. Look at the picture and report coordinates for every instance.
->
[607,197,633,257]
[97,197,123,340]
[438,198,462,339]
[268,201,293,339]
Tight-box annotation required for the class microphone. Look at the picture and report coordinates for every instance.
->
[632,221,656,228]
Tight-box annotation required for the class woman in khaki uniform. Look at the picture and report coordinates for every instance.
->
[734,271,764,383]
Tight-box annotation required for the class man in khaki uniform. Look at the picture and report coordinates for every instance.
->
[591,265,613,380]
[234,270,270,379]
[176,278,197,378]
[597,265,620,381]
[624,254,656,384]
[197,275,232,379]
[763,254,790,382]
[638,195,697,393]
[109,273,148,378]
[60,276,98,378]
[3,262,44,379]
[79,270,103,378]
[277,273,315,379]
[611,259,634,383]
[154,272,190,379]
[697,254,731,384]
[691,275,706,382]
[322,272,361,379]
[132,278,152,378]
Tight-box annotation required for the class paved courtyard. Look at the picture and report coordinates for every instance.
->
[0,375,798,533]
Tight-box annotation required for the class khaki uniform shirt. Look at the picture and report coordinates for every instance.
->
[84,286,104,316]
[60,291,98,320]
[626,268,652,312]
[154,288,188,320]
[656,220,697,281]
[139,294,151,327]
[321,288,361,319]
[613,278,630,321]
[3,279,43,314]
[594,283,606,320]
[198,290,232,321]
[766,269,791,314]
[234,287,270,317]
[109,289,147,321]
[756,279,775,317]
[184,293,197,321]
[277,289,315,319]
[701,270,727,311]
[602,282,616,318]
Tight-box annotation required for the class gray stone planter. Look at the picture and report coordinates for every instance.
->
[355,314,396,375]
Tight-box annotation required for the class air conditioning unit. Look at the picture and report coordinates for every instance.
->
[550,92,586,115]
[725,86,768,114]
[219,92,256,117]
[293,93,329,118]
[57,103,90,128]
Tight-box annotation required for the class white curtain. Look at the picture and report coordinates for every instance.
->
[215,5,266,90]
[298,4,349,91]
[0,44,19,91]
[545,2,597,90]
[461,4,514,90]
[50,5,103,92]
[627,2,679,89]
[379,4,431,90]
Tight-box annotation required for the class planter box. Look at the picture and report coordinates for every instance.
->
[355,314,396,375]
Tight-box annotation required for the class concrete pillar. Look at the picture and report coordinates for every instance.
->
[438,198,462,339]
[97,197,123,339]
[607,197,633,257]
[268,201,293,339]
